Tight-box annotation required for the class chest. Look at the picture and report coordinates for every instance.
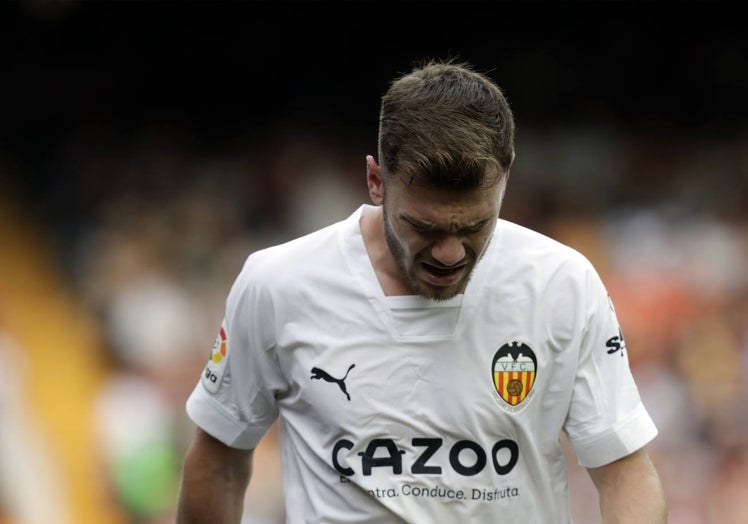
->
[274,295,579,438]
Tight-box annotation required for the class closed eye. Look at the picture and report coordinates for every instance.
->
[403,217,491,235]
[403,217,438,234]
[461,220,491,234]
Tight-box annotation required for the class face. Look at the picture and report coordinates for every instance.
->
[368,158,507,300]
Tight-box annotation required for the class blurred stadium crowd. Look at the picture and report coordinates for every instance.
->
[1,1,748,523]
[2,120,747,524]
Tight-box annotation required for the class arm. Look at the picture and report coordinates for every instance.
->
[176,427,254,524]
[587,447,667,523]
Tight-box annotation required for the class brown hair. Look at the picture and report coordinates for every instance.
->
[378,57,515,189]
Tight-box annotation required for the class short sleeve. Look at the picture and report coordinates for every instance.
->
[564,266,658,468]
[185,253,285,450]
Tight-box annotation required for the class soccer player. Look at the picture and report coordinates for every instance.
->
[176,58,667,523]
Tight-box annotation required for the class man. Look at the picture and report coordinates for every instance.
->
[177,58,667,523]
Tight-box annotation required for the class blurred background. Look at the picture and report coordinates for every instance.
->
[0,1,746,523]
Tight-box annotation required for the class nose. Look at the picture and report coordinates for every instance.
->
[431,235,466,267]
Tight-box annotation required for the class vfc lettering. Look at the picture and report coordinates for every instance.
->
[496,360,532,372]
[332,438,519,477]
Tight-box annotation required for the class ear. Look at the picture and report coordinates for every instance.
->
[366,155,384,205]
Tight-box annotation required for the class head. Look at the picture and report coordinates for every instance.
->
[368,58,516,300]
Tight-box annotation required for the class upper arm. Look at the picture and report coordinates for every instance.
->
[184,427,254,482]
[587,447,667,523]
[177,427,255,523]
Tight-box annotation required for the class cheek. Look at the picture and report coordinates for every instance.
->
[472,232,494,257]
[401,229,435,257]
[397,231,424,259]
[402,236,436,267]
[384,217,415,260]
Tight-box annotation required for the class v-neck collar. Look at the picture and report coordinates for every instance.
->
[340,204,502,341]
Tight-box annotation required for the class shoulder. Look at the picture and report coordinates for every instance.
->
[231,209,359,298]
[486,220,606,310]
[486,220,609,332]
[251,222,342,272]
[496,219,595,273]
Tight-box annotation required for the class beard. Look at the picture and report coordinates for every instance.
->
[382,206,480,301]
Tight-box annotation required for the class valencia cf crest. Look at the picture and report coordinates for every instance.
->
[491,341,538,412]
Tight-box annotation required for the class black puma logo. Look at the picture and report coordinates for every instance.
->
[310,364,355,401]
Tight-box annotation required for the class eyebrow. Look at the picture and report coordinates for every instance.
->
[400,214,492,233]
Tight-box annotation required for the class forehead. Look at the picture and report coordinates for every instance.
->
[387,178,502,227]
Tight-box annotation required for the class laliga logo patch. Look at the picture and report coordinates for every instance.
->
[491,341,538,412]
[202,319,229,394]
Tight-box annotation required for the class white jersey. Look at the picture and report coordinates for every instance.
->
[186,204,657,523]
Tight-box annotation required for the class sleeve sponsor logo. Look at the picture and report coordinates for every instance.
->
[605,327,627,358]
[491,341,538,412]
[202,319,229,394]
